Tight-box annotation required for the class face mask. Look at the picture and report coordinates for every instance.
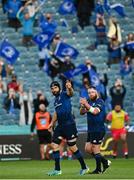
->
[23,95,28,100]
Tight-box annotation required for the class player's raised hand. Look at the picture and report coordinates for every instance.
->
[80,98,88,106]
[80,98,91,110]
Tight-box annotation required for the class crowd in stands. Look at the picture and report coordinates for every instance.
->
[0,0,134,131]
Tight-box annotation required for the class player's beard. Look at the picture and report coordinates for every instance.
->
[90,94,97,101]
[52,90,60,96]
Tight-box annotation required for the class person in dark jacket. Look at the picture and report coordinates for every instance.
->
[110,78,126,109]
[76,0,94,29]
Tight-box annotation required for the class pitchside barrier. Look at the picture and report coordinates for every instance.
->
[0,133,134,160]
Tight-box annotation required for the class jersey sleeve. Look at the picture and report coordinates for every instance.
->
[95,99,104,111]
[106,112,112,121]
[124,112,130,122]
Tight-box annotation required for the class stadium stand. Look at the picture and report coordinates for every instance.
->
[0,0,134,135]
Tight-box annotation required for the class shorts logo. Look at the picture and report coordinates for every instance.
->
[93,140,97,143]
[71,134,75,138]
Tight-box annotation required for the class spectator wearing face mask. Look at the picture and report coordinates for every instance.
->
[19,89,33,125]
[109,78,126,109]
[39,13,57,33]
[16,3,40,46]
[4,0,22,31]
[3,88,20,114]
[7,74,21,93]
[33,90,49,114]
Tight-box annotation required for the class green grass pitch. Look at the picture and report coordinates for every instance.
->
[0,158,134,179]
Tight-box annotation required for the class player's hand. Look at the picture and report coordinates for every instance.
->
[80,98,88,106]
[66,80,72,89]
[80,98,90,110]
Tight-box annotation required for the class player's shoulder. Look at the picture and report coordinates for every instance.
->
[96,98,104,104]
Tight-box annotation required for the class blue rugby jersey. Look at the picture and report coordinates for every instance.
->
[54,91,75,126]
[87,98,106,132]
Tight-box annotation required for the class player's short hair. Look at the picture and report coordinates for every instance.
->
[50,81,61,90]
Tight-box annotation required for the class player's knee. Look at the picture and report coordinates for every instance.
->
[92,144,98,153]
[51,142,60,150]
[85,146,92,154]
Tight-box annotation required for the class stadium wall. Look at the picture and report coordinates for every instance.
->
[0,133,134,160]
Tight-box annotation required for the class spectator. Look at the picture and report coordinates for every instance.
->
[31,104,52,160]
[82,60,106,100]
[107,17,122,43]
[106,104,130,159]
[59,56,75,90]
[120,56,132,79]
[94,0,104,16]
[109,78,126,109]
[0,62,14,79]
[19,90,33,125]
[50,33,61,52]
[24,0,39,18]
[82,59,97,82]
[100,73,109,101]
[7,74,21,93]
[48,58,61,80]
[87,14,107,50]
[60,56,75,74]
[4,88,20,114]
[79,77,90,99]
[94,15,107,48]
[33,90,49,114]
[123,33,134,60]
[39,13,57,33]
[1,0,7,13]
[38,47,51,70]
[0,60,14,79]
[0,60,7,79]
[4,0,22,31]
[107,37,121,68]
[6,64,14,78]
[76,0,92,29]
[16,3,40,47]
[0,76,4,94]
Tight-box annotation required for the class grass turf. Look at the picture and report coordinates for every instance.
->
[0,158,134,179]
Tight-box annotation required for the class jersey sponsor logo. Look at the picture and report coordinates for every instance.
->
[55,103,62,108]
[40,118,46,125]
